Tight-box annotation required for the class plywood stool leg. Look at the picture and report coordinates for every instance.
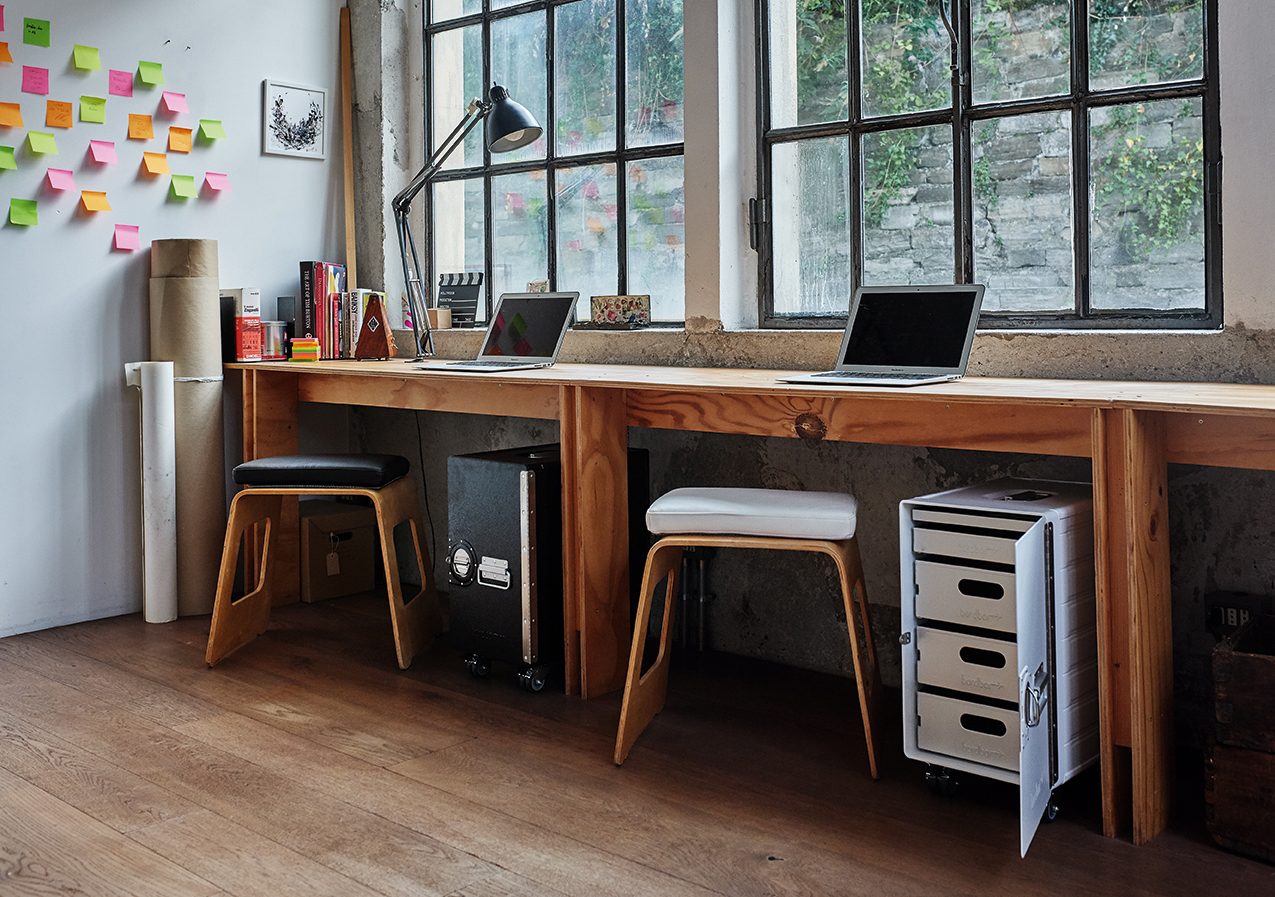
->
[372,477,440,670]
[831,538,880,780]
[206,492,282,666]
[614,541,683,764]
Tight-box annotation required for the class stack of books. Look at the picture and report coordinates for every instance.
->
[299,263,389,359]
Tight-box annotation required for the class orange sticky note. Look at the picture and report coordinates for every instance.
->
[142,151,168,175]
[128,113,153,140]
[45,99,72,129]
[80,190,110,212]
[0,102,22,127]
[168,126,192,153]
[0,41,12,64]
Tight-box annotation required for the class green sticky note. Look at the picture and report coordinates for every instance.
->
[27,131,57,154]
[80,96,106,124]
[198,119,226,141]
[24,18,51,48]
[138,60,164,86]
[9,198,37,226]
[170,174,196,199]
[73,44,101,71]
[0,147,15,171]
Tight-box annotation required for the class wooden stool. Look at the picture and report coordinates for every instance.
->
[614,487,881,778]
[205,453,439,670]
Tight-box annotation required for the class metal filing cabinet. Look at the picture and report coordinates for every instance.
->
[900,478,1098,856]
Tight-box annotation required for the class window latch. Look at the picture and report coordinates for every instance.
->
[748,197,768,252]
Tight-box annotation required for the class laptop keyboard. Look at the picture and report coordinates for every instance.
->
[448,360,522,367]
[815,370,925,379]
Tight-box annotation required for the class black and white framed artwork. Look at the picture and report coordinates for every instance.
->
[262,80,327,160]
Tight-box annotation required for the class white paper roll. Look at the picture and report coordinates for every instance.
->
[125,362,178,624]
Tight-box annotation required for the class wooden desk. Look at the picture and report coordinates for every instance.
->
[228,359,1275,846]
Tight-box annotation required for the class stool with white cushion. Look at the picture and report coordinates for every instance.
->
[614,487,881,778]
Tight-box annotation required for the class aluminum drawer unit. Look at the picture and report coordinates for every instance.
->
[900,478,1097,856]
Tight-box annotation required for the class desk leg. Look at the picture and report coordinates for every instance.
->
[561,385,631,698]
[242,370,300,605]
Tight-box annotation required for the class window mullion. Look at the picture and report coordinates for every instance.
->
[482,15,494,320]
[616,0,628,295]
[953,0,973,285]
[848,0,863,295]
[1071,0,1091,318]
[546,3,558,292]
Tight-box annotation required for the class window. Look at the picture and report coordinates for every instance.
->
[425,0,686,323]
[756,1,1220,328]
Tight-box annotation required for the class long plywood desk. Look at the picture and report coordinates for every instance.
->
[227,359,1275,846]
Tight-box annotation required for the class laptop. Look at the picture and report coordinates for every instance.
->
[779,284,986,387]
[431,291,578,373]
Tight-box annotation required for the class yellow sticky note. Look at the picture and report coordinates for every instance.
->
[79,96,106,124]
[0,41,12,64]
[168,126,192,153]
[27,131,57,154]
[170,174,196,199]
[73,45,101,71]
[45,100,72,129]
[137,60,164,86]
[128,113,153,140]
[0,102,23,128]
[142,151,169,175]
[81,190,111,212]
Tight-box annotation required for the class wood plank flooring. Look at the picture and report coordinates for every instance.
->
[0,595,1271,897]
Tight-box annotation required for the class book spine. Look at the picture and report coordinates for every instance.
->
[299,262,316,339]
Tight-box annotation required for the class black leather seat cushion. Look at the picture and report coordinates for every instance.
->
[233,454,410,489]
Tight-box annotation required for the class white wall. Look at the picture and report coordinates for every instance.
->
[0,0,345,635]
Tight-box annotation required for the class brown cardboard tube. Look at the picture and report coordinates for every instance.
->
[151,238,219,278]
[149,276,223,378]
[172,378,225,616]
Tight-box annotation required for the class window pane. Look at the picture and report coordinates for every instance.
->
[556,163,620,318]
[1089,0,1204,90]
[973,113,1073,313]
[491,170,550,300]
[431,25,484,170]
[971,0,1070,104]
[430,0,480,25]
[771,138,850,316]
[626,156,685,321]
[491,13,549,164]
[627,0,685,146]
[1089,99,1204,311]
[767,0,848,128]
[862,125,954,285]
[556,0,617,156]
[432,178,487,321]
[860,0,950,118]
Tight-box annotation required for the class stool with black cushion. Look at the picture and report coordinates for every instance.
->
[205,453,439,670]
[613,487,881,778]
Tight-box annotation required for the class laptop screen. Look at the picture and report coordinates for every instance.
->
[841,287,982,369]
[479,294,576,359]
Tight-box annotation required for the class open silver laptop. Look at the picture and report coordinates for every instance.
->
[779,284,985,387]
[431,291,578,373]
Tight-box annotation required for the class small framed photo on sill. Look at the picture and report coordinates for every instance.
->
[262,80,326,159]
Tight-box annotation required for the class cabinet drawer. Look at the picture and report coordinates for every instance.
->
[917,692,1019,773]
[915,560,1018,633]
[917,627,1018,701]
[912,526,1018,565]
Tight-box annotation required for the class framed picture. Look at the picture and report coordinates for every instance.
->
[262,80,326,159]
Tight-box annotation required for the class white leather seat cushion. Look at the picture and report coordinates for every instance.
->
[646,487,858,540]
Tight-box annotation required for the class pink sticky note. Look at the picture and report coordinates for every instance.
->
[204,171,230,192]
[22,65,49,95]
[46,167,75,191]
[89,139,116,164]
[0,6,5,32]
[114,224,140,252]
[161,91,188,114]
[108,69,134,97]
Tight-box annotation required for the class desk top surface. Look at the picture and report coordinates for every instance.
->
[226,360,1275,417]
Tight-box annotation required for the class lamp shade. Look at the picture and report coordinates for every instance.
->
[486,84,542,153]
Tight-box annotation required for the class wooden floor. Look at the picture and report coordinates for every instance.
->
[0,596,1271,897]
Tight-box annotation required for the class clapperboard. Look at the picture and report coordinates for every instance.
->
[436,272,483,328]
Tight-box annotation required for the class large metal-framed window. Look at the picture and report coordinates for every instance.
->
[424,0,686,323]
[755,1,1221,329]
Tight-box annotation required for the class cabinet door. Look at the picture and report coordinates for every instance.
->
[1015,519,1052,856]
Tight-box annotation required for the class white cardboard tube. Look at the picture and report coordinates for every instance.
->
[125,361,179,624]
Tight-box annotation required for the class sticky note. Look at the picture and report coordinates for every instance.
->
[89,139,115,164]
[142,151,168,175]
[23,17,49,48]
[204,171,230,192]
[137,60,164,86]
[128,113,153,140]
[170,174,196,199]
[79,95,106,124]
[0,6,5,32]
[46,167,74,190]
[9,197,36,226]
[0,41,11,64]
[80,190,110,212]
[45,100,72,128]
[109,69,133,97]
[0,102,22,127]
[114,224,140,251]
[26,131,56,154]
[0,146,15,170]
[198,119,226,141]
[73,44,101,71]
[168,126,192,153]
[22,65,49,95]
[161,91,187,114]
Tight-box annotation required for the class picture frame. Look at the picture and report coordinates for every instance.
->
[262,80,327,160]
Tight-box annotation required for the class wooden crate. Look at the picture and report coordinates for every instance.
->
[1215,616,1275,753]
[1206,743,1275,864]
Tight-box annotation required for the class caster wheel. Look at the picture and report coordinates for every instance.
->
[465,654,491,678]
[924,766,959,797]
[1044,798,1060,823]
[518,665,549,693]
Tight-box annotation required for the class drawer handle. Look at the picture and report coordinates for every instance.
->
[959,646,1007,669]
[959,714,1007,737]
[958,578,1004,600]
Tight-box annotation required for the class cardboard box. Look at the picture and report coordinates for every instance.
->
[300,500,377,603]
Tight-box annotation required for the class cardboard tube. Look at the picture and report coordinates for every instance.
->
[124,362,178,624]
[151,238,219,278]
[149,276,223,378]
[172,378,226,616]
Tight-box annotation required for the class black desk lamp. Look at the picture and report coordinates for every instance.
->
[392,84,542,359]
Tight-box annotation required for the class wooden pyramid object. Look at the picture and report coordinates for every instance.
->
[354,294,398,359]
